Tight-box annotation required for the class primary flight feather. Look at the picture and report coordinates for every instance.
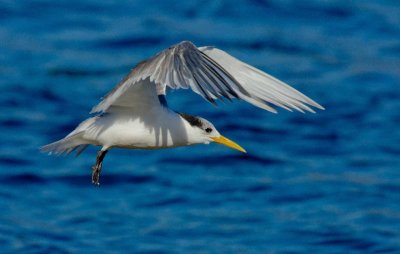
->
[41,41,324,185]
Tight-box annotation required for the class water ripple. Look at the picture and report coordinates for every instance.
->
[1,0,399,253]
[159,154,284,166]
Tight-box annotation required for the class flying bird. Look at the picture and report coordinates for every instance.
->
[41,41,324,185]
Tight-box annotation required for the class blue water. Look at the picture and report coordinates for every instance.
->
[1,0,399,253]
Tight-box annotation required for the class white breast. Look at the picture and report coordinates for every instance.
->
[82,107,198,149]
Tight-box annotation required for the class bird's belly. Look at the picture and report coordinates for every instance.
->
[84,115,189,149]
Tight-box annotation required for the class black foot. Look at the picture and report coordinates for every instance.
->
[92,165,101,186]
[91,149,108,186]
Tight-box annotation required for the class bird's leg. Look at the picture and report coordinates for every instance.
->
[91,149,108,186]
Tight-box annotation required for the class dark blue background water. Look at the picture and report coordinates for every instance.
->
[1,0,399,253]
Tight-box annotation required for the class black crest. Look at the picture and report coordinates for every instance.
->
[179,113,203,128]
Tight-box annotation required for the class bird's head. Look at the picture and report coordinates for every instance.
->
[179,113,246,153]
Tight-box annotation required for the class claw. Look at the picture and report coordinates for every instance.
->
[91,166,101,186]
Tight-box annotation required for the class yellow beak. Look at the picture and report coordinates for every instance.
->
[211,136,247,153]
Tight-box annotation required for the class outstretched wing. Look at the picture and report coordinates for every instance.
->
[91,41,323,114]
[198,46,324,113]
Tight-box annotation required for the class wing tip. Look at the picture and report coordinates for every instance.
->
[316,104,325,110]
[89,107,100,114]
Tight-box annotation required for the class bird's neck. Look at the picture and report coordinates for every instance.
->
[156,109,206,147]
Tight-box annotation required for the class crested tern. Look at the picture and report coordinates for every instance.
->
[41,41,324,185]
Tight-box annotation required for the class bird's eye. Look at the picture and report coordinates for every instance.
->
[205,128,212,133]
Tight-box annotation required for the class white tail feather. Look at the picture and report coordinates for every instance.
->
[41,116,99,156]
[40,132,88,156]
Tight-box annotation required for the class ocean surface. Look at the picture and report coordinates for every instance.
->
[1,0,399,253]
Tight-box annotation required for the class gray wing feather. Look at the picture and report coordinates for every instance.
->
[198,46,324,113]
[91,41,323,113]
